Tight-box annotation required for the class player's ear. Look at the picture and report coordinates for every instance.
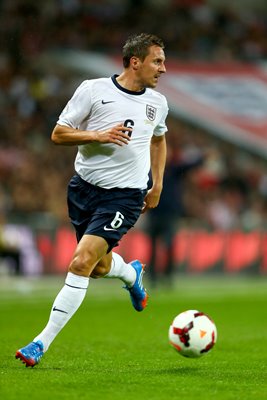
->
[130,56,140,70]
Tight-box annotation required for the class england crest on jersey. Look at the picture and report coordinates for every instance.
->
[146,105,157,121]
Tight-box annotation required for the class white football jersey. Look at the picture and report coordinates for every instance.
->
[57,75,168,189]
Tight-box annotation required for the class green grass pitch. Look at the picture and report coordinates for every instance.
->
[0,274,267,400]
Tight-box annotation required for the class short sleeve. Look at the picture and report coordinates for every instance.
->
[153,95,169,136]
[57,80,92,129]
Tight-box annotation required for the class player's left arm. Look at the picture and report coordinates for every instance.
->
[142,134,167,213]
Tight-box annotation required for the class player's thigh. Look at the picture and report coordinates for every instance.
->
[69,234,109,276]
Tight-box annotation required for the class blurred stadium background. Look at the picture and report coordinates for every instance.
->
[1,0,267,279]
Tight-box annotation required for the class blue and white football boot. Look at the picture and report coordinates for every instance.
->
[16,340,44,367]
[124,260,148,312]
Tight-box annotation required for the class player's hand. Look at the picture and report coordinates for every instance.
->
[141,187,162,213]
[95,124,132,146]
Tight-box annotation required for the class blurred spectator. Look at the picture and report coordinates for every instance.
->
[206,175,249,230]
[146,129,205,286]
[0,210,21,274]
[0,209,42,275]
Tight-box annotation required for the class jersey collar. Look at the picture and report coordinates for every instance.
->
[111,74,146,95]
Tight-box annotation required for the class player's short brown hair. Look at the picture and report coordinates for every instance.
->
[122,33,165,68]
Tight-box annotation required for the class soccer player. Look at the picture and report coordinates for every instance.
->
[16,33,168,367]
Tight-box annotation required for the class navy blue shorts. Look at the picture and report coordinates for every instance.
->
[67,175,147,252]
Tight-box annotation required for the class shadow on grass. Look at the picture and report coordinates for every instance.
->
[154,366,200,376]
[7,365,63,371]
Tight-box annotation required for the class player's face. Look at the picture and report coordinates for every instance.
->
[137,45,166,88]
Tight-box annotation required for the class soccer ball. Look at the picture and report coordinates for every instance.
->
[168,310,217,358]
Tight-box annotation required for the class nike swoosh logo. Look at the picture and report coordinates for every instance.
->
[102,100,115,104]
[53,306,68,314]
[104,225,117,231]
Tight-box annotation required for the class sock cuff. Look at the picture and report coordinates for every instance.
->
[111,252,123,265]
[104,252,124,277]
[65,272,89,289]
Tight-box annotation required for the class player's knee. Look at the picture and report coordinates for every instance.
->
[68,250,96,277]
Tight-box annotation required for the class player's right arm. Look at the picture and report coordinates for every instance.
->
[51,124,131,147]
[51,80,131,147]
